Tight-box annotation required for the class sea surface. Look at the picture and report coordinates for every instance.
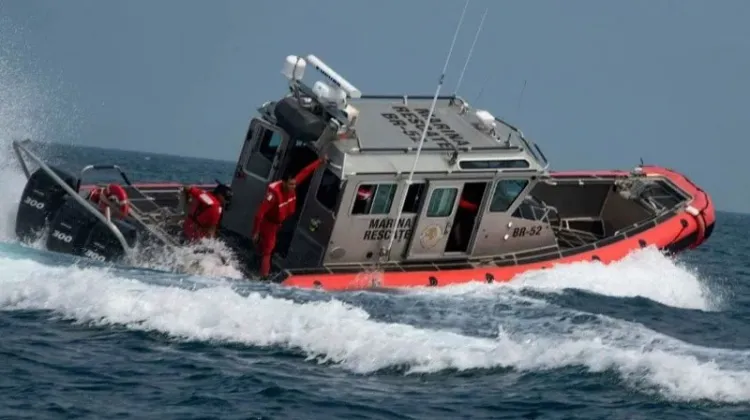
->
[0,143,746,420]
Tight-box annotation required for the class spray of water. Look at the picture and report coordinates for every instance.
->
[0,18,244,279]
[0,17,82,243]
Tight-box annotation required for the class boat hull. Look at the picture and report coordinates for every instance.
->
[34,170,714,292]
[278,165,715,291]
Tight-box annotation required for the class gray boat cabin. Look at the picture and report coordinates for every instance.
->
[219,53,557,275]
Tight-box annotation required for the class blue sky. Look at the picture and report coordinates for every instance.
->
[1,0,749,212]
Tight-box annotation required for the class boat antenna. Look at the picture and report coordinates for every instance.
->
[516,79,527,117]
[473,71,492,104]
[454,6,488,96]
[379,0,471,262]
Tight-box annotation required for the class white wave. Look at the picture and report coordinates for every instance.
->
[129,236,246,280]
[404,247,720,312]
[0,255,746,403]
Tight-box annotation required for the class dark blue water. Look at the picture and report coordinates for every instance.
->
[0,142,748,419]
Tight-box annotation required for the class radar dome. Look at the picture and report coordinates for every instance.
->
[475,109,497,131]
[282,55,306,81]
[313,81,347,108]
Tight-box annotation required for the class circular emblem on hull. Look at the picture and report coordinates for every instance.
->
[420,224,443,249]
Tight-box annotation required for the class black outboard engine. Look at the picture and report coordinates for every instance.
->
[80,219,138,262]
[15,166,78,242]
[45,195,140,263]
[45,196,98,256]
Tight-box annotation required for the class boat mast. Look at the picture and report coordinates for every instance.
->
[379,0,471,262]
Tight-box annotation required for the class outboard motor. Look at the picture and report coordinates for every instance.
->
[80,219,138,263]
[45,196,98,256]
[15,166,78,242]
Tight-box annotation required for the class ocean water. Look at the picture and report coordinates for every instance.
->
[2,37,750,420]
[0,147,747,420]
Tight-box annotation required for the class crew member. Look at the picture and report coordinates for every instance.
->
[88,183,131,220]
[450,196,480,248]
[458,198,478,212]
[252,157,324,278]
[352,185,375,214]
[182,183,233,242]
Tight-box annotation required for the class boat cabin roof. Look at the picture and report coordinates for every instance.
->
[263,94,549,180]
[258,54,550,181]
[329,95,548,179]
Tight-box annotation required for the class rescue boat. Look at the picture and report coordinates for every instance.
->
[9,53,715,291]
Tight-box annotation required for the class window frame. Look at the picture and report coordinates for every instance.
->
[349,182,399,216]
[400,182,426,214]
[315,168,343,214]
[489,179,530,213]
[424,186,459,218]
[242,124,287,181]
[458,159,531,170]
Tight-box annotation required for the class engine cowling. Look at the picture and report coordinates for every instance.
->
[15,166,78,242]
[45,196,98,256]
[80,219,138,263]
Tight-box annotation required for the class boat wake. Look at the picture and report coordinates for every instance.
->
[404,247,721,312]
[0,251,745,404]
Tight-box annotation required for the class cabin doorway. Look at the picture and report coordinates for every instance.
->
[445,181,487,253]
[274,142,320,258]
[405,179,467,260]
[223,118,287,236]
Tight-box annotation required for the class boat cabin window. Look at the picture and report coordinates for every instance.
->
[352,183,397,215]
[426,187,459,217]
[401,183,426,213]
[258,129,282,161]
[489,179,529,212]
[316,168,341,212]
[459,159,530,170]
[245,127,283,179]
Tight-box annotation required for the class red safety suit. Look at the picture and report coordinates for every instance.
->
[252,158,322,277]
[183,186,223,242]
[458,198,478,212]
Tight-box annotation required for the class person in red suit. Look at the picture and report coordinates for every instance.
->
[182,183,233,242]
[252,157,324,278]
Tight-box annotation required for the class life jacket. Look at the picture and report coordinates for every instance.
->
[263,181,297,225]
[188,190,221,228]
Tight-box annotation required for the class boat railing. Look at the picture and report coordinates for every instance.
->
[615,177,673,215]
[517,134,550,171]
[551,225,600,248]
[515,196,559,224]
[11,139,135,260]
[489,114,549,171]
[75,164,180,248]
